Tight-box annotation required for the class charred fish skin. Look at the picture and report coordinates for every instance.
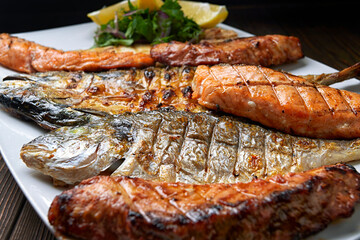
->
[150,35,304,67]
[0,80,94,130]
[0,67,205,129]
[48,164,360,240]
[21,110,360,185]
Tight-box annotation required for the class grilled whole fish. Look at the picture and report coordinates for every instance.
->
[48,164,360,240]
[193,64,360,139]
[0,33,154,73]
[1,64,359,131]
[21,110,360,185]
[0,67,205,129]
[150,35,304,66]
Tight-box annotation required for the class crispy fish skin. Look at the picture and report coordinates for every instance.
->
[193,64,360,139]
[0,80,94,129]
[0,33,154,73]
[21,116,132,184]
[0,67,205,129]
[48,164,360,240]
[150,35,303,66]
[20,110,360,185]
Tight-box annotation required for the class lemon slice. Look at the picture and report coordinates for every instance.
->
[178,1,228,28]
[87,0,228,28]
[137,0,163,11]
[87,0,137,25]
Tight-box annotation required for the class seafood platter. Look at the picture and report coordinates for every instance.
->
[0,0,360,239]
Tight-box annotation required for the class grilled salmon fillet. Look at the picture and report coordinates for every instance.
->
[0,33,154,73]
[48,164,360,240]
[193,64,360,139]
[150,35,303,66]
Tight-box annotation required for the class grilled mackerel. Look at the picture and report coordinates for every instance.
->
[0,67,204,129]
[48,164,360,240]
[1,64,359,131]
[150,35,303,66]
[193,64,360,139]
[21,110,360,185]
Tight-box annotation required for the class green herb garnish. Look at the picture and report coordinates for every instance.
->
[94,0,202,47]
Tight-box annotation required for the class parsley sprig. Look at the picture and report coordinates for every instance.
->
[94,0,202,47]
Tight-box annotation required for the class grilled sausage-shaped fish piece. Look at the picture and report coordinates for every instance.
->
[150,35,303,66]
[193,64,360,139]
[48,164,360,240]
[0,33,154,73]
[21,110,360,185]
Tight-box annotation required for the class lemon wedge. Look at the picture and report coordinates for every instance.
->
[137,0,163,11]
[178,1,228,28]
[87,0,228,28]
[87,0,137,25]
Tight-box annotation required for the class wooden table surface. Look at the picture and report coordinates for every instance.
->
[0,1,359,239]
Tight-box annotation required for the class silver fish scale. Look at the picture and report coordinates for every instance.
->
[113,111,360,184]
[21,110,360,185]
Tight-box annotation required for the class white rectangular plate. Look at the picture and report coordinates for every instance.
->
[0,22,360,240]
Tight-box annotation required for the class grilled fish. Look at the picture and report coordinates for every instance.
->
[1,64,359,131]
[150,35,304,67]
[0,67,205,129]
[193,64,360,139]
[0,33,154,73]
[21,110,360,185]
[48,164,360,240]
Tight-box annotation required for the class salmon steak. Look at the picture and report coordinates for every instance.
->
[150,35,303,66]
[48,164,360,240]
[193,64,360,139]
[0,33,154,73]
[20,110,360,185]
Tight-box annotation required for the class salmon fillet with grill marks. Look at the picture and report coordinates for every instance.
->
[48,164,360,240]
[0,33,154,73]
[193,64,360,139]
[150,35,303,67]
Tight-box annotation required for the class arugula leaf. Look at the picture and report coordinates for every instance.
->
[94,0,202,47]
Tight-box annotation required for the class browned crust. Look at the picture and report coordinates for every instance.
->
[150,35,303,67]
[49,164,360,240]
[192,64,360,139]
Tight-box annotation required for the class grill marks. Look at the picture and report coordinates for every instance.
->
[49,164,360,240]
[21,110,360,185]
[114,112,309,183]
[193,64,360,139]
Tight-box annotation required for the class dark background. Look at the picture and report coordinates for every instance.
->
[1,0,359,34]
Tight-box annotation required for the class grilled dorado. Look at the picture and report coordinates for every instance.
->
[48,164,360,240]
[193,64,360,139]
[150,35,304,66]
[1,64,359,131]
[21,110,360,185]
